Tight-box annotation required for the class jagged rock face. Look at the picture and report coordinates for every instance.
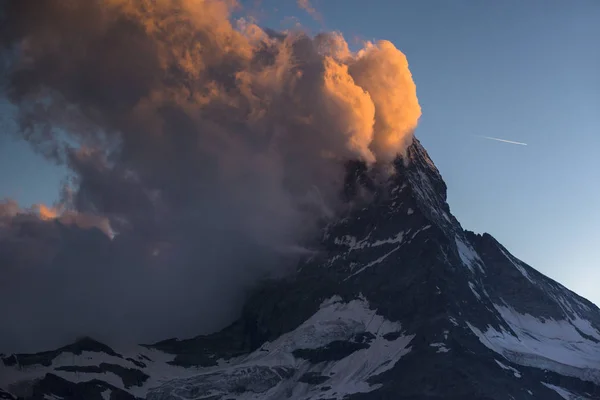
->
[2,138,600,400]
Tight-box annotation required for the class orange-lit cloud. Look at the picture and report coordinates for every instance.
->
[35,203,114,238]
[37,204,59,220]
[3,0,421,169]
[0,0,421,351]
[350,40,422,161]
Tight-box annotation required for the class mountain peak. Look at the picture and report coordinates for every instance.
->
[3,137,600,400]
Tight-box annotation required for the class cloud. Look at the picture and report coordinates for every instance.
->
[0,199,19,218]
[297,0,322,23]
[0,0,420,352]
[37,204,58,220]
[350,41,422,161]
[34,203,115,238]
[0,200,256,352]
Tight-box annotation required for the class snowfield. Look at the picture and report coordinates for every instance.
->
[149,295,414,399]
[468,304,600,385]
[2,296,414,400]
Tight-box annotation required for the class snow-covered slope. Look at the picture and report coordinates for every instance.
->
[1,298,414,400]
[2,138,600,399]
[147,295,414,400]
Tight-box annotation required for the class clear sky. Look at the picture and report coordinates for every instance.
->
[0,0,598,306]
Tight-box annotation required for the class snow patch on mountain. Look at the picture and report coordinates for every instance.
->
[257,295,401,354]
[3,296,413,399]
[455,236,484,273]
[409,225,431,241]
[541,382,588,400]
[468,282,482,300]
[429,343,450,353]
[494,359,521,378]
[1,344,203,398]
[345,246,402,280]
[497,245,535,284]
[334,230,406,252]
[100,388,111,400]
[310,333,413,399]
[148,295,414,399]
[339,224,434,280]
[468,304,600,384]
[407,168,450,229]
[570,316,600,341]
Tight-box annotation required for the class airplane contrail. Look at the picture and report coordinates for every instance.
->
[476,135,528,146]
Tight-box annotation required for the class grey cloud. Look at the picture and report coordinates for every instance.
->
[0,0,420,352]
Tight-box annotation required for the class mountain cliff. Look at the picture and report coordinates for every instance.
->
[2,138,599,400]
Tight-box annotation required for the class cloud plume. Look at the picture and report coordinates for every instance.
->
[0,0,420,352]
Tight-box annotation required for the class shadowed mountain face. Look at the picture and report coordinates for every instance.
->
[2,138,600,400]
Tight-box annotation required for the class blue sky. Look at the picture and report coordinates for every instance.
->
[1,0,598,305]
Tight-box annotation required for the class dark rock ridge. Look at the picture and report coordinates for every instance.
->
[2,138,600,399]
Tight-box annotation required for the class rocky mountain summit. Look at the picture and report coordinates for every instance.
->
[2,138,599,399]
